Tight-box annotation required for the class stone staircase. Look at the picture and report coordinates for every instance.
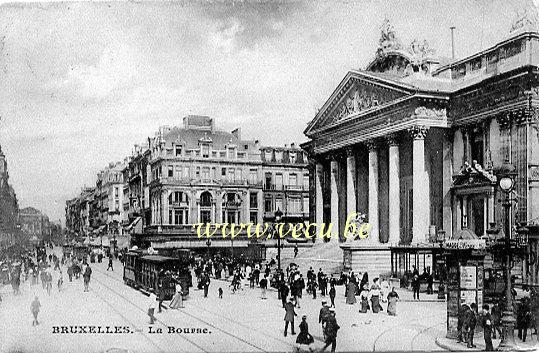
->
[266,242,343,275]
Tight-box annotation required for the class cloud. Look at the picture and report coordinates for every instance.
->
[209,19,245,52]
[49,40,139,100]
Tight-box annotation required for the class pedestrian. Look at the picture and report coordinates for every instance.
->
[169,282,184,309]
[218,287,223,299]
[260,275,268,299]
[319,301,330,334]
[359,289,370,313]
[280,282,289,308]
[387,287,399,316]
[466,303,477,348]
[296,315,314,345]
[457,303,470,343]
[31,296,41,326]
[412,274,420,300]
[46,268,53,296]
[203,274,210,298]
[329,284,336,308]
[284,298,297,337]
[106,255,113,271]
[321,308,340,352]
[517,297,531,342]
[294,245,298,258]
[426,269,434,295]
[346,280,357,305]
[148,292,157,324]
[370,278,382,313]
[482,304,494,351]
[83,264,92,292]
[67,265,73,282]
[57,270,63,292]
[491,301,503,339]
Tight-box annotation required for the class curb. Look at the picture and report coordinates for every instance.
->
[435,337,538,352]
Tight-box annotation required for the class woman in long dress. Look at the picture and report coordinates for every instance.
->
[370,278,382,313]
[359,289,370,313]
[169,282,184,309]
[346,281,357,304]
[387,287,399,316]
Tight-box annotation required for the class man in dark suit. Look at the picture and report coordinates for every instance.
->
[283,299,297,336]
[321,308,340,352]
[482,304,494,351]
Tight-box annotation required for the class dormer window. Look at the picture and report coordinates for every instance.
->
[290,152,296,164]
[175,145,183,156]
[228,147,236,159]
[201,144,210,158]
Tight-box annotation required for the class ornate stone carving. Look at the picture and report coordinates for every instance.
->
[495,112,512,130]
[365,140,378,151]
[345,147,355,157]
[510,7,539,33]
[407,125,429,140]
[386,133,400,146]
[336,85,383,121]
[377,18,402,57]
[413,106,447,119]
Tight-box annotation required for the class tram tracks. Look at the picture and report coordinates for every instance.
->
[92,266,270,352]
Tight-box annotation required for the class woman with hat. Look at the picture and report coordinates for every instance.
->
[296,315,314,345]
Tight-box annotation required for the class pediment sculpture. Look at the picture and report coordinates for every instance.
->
[413,106,447,119]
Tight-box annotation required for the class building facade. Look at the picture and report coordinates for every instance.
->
[0,145,19,248]
[302,22,539,285]
[19,207,49,241]
[131,115,309,255]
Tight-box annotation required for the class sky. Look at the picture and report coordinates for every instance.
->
[0,0,535,224]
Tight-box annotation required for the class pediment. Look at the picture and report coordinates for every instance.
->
[452,161,497,189]
[305,71,414,135]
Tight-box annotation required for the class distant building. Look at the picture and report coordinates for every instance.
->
[19,207,49,241]
[0,145,19,248]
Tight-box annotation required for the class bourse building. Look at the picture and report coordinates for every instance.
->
[302,22,539,286]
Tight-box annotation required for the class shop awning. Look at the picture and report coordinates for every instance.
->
[124,217,142,232]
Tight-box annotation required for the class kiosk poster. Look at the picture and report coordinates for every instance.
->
[460,266,477,289]
[460,290,478,305]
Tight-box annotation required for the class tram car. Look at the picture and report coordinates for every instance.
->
[123,250,192,299]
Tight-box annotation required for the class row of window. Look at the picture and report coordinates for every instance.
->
[264,197,309,214]
[167,209,258,225]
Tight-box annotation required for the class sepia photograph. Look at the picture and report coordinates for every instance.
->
[0,0,539,352]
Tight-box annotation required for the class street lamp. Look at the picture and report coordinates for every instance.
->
[493,160,518,351]
[437,230,446,300]
[275,208,283,273]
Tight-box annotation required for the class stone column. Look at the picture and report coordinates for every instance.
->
[387,134,400,246]
[345,148,357,219]
[315,162,324,226]
[367,140,379,245]
[243,191,249,223]
[330,157,340,242]
[442,130,454,238]
[408,125,430,244]
[487,192,495,225]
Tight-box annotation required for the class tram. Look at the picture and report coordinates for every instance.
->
[62,244,74,257]
[123,250,192,299]
[73,245,90,262]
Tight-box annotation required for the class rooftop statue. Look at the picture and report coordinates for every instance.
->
[377,18,402,57]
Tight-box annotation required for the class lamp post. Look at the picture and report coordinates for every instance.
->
[275,208,283,273]
[437,230,446,300]
[493,160,518,351]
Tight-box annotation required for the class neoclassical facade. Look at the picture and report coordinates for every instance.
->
[303,23,539,282]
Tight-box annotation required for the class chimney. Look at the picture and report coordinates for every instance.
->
[254,139,260,149]
[450,26,456,59]
[231,128,241,140]
[291,142,296,149]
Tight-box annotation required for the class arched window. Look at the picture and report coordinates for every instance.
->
[169,191,189,205]
[200,191,213,207]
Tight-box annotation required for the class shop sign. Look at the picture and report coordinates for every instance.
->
[460,266,477,289]
[445,239,486,250]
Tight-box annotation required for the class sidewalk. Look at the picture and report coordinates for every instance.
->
[436,335,538,352]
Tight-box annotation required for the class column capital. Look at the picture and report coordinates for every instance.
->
[495,112,512,130]
[365,139,378,151]
[345,146,356,157]
[386,133,400,147]
[408,125,429,140]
